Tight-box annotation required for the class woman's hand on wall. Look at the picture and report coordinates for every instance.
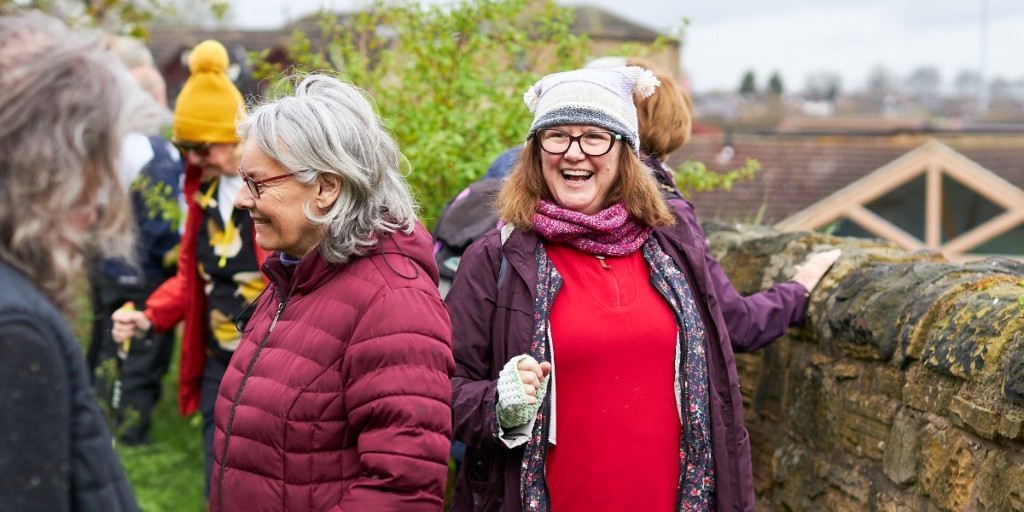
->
[791,249,842,293]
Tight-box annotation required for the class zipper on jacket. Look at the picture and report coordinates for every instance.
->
[215,293,289,511]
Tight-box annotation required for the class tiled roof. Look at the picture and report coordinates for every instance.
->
[668,133,1024,226]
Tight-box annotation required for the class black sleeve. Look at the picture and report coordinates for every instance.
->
[0,320,71,512]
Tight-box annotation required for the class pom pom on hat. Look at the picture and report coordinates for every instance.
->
[632,68,660,98]
[523,85,541,113]
[524,66,660,154]
[172,39,244,144]
[188,39,230,74]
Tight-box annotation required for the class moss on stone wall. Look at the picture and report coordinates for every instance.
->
[705,222,1024,511]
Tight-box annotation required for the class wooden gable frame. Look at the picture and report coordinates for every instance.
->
[776,139,1024,262]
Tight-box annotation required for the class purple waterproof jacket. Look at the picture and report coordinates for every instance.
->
[447,197,808,512]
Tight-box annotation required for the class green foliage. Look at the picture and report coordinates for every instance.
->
[254,0,650,226]
[768,71,784,95]
[739,70,757,95]
[674,157,761,199]
[1017,281,1023,314]
[117,372,205,512]
[132,175,184,233]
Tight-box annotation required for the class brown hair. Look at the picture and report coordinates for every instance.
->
[494,138,675,231]
[627,58,692,159]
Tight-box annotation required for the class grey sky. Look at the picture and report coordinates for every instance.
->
[226,0,1024,93]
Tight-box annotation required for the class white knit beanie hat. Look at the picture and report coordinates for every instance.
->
[523,66,660,154]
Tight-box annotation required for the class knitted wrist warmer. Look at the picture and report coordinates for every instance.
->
[497,354,549,428]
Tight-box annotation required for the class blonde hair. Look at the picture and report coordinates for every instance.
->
[494,138,675,231]
[0,13,139,311]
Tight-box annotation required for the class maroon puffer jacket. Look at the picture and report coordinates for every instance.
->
[211,223,454,512]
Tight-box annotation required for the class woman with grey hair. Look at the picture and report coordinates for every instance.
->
[210,74,454,512]
[0,12,142,511]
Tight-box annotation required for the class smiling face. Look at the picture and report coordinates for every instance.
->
[233,139,340,258]
[539,124,622,215]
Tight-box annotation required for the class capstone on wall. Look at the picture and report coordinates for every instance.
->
[705,221,1024,512]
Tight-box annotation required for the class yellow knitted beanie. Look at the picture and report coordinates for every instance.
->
[172,40,244,143]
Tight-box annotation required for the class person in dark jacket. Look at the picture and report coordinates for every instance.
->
[87,36,183,446]
[210,74,455,512]
[111,39,270,497]
[0,12,149,511]
[446,66,840,512]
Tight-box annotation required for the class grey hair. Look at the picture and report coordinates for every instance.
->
[237,74,417,264]
[0,12,142,312]
[106,34,154,69]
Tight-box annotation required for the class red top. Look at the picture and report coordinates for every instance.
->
[545,243,682,511]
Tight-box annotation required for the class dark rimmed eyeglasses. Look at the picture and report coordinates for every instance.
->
[534,128,622,157]
[173,141,211,158]
[238,167,314,199]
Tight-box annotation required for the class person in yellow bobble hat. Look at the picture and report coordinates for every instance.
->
[111,39,270,500]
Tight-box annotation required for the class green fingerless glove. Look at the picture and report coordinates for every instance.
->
[496,354,549,429]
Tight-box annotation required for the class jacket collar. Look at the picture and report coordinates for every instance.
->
[262,247,335,299]
[502,227,540,298]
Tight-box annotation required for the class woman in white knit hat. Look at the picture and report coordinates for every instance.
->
[447,67,840,512]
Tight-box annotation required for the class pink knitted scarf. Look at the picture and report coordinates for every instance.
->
[531,200,652,256]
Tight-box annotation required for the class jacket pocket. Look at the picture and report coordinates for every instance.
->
[463,448,505,512]
[736,426,755,511]
[468,479,504,512]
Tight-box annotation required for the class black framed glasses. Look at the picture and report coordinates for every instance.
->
[172,141,211,158]
[535,128,622,157]
[238,167,314,199]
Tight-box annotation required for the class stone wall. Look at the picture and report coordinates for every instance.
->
[704,222,1024,512]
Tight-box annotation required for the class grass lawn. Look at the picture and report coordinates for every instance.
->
[115,358,206,512]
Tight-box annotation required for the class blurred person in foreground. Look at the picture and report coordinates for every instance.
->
[87,35,183,446]
[210,74,454,511]
[111,39,269,496]
[0,12,145,511]
[447,66,840,511]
